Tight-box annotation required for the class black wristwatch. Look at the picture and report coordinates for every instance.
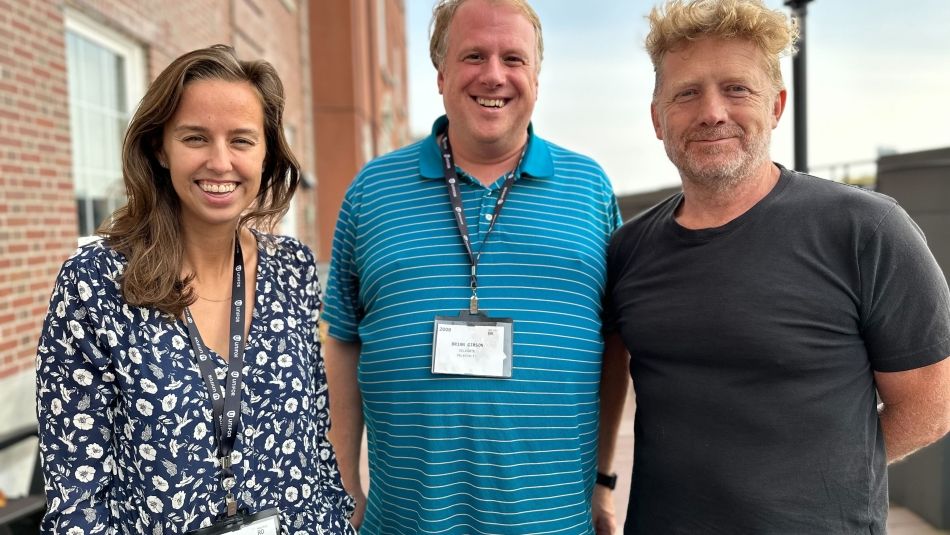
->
[596,471,617,490]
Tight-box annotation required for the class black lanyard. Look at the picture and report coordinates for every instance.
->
[183,234,247,517]
[438,133,526,314]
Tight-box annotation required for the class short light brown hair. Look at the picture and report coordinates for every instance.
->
[646,0,799,94]
[429,0,544,72]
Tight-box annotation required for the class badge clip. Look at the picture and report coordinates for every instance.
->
[226,493,237,517]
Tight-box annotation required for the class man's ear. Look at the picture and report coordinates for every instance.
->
[771,89,787,129]
[651,102,663,141]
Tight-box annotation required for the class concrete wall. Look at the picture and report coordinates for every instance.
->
[876,147,950,529]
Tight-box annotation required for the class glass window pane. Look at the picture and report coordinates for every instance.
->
[65,29,131,237]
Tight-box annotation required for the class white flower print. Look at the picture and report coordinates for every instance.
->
[316,394,326,411]
[140,378,158,394]
[77,280,92,301]
[86,443,104,459]
[285,486,298,502]
[161,394,177,412]
[73,413,94,431]
[136,399,154,416]
[284,398,298,413]
[72,368,93,386]
[172,491,186,509]
[146,495,163,513]
[139,444,157,461]
[36,236,356,533]
[319,448,331,461]
[67,320,84,339]
[152,475,169,492]
[281,439,296,455]
[75,465,95,483]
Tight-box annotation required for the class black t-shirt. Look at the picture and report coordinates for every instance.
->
[606,166,950,534]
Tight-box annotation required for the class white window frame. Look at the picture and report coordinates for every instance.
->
[64,8,145,244]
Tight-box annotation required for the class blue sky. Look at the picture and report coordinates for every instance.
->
[406,0,950,194]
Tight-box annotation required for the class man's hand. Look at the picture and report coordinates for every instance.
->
[592,484,617,534]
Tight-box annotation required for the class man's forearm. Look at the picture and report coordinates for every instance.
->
[875,357,950,464]
[598,332,630,474]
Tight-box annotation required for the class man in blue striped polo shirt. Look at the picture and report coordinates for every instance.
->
[322,0,629,533]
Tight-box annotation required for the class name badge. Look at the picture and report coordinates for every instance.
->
[185,508,281,535]
[432,312,513,378]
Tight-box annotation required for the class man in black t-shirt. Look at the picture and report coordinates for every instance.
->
[606,1,950,533]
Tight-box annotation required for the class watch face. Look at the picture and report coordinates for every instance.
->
[597,472,617,489]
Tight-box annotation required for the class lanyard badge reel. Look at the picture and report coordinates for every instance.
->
[431,133,517,379]
[183,235,281,534]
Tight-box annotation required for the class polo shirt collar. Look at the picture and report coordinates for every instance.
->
[419,115,554,181]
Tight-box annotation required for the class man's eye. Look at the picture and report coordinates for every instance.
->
[727,85,750,94]
[182,136,205,144]
[504,56,525,65]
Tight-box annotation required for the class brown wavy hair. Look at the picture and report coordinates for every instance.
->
[99,44,300,317]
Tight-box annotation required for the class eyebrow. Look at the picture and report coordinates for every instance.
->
[172,125,261,138]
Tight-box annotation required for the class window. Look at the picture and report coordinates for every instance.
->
[64,10,145,239]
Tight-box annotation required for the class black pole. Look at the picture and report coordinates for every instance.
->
[785,0,812,173]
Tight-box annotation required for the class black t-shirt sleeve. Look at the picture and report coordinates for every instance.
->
[859,204,950,371]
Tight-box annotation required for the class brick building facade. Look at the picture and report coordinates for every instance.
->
[0,0,408,495]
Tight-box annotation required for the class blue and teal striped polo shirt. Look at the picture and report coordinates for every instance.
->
[323,116,622,534]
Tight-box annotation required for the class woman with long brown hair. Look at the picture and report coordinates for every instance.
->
[35,45,355,534]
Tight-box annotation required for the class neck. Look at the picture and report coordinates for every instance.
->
[447,127,527,186]
[676,162,780,229]
[181,225,244,283]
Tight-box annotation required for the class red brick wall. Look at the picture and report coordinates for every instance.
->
[0,0,75,380]
[0,0,314,380]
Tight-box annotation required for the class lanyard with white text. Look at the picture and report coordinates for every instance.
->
[438,133,525,314]
[183,234,247,518]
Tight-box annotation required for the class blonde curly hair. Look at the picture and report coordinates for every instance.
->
[646,0,799,95]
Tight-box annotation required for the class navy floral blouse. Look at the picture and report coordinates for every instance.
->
[35,232,355,534]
